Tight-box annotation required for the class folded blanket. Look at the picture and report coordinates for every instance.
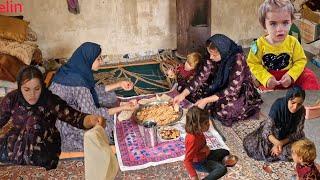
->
[0,38,37,65]
[0,53,26,82]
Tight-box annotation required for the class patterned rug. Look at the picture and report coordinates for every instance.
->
[0,159,85,179]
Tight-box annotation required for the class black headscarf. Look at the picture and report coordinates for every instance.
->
[16,66,49,109]
[205,34,243,95]
[268,86,306,140]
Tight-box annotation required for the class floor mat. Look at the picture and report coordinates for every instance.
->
[95,63,170,97]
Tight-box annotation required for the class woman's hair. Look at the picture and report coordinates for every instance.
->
[258,0,295,29]
[186,52,201,69]
[206,41,218,52]
[17,66,44,89]
[286,85,305,101]
[292,139,317,163]
[185,106,209,134]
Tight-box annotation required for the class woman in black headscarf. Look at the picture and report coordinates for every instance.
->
[0,66,105,170]
[243,86,306,162]
[173,34,262,126]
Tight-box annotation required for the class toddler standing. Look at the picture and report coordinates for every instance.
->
[167,52,201,92]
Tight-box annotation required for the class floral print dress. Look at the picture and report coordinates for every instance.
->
[49,82,118,151]
[186,54,263,126]
[0,90,87,170]
[243,113,305,162]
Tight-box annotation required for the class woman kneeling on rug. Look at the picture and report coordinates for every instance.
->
[173,34,263,126]
[49,42,138,151]
[0,66,105,170]
[243,86,306,162]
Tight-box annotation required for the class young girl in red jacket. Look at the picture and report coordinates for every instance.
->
[184,106,229,180]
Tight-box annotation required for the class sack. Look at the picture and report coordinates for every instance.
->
[84,125,119,180]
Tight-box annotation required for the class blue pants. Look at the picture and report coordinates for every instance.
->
[193,149,229,180]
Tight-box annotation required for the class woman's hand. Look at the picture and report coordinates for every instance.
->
[121,99,139,111]
[84,115,106,129]
[195,98,209,109]
[267,76,280,89]
[173,94,185,106]
[270,140,283,157]
[279,73,292,88]
[119,81,134,91]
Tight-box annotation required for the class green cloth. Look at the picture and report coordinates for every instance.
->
[96,63,169,97]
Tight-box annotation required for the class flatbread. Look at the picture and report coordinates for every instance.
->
[118,110,134,121]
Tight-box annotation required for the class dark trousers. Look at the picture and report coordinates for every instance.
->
[193,149,229,180]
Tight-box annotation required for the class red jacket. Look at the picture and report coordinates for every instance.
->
[184,133,209,177]
[296,162,320,180]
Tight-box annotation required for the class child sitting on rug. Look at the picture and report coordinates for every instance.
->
[247,0,320,90]
[184,106,229,180]
[291,139,320,180]
[167,52,201,92]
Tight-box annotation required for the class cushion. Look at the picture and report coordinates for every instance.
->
[0,39,37,65]
[0,53,26,82]
[0,15,29,42]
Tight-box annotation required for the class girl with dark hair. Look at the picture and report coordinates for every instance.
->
[49,42,138,151]
[243,86,306,162]
[0,66,105,170]
[184,106,230,180]
[173,34,263,126]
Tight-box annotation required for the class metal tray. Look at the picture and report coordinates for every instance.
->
[133,100,183,126]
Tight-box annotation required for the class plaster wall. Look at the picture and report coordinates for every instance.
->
[1,0,269,59]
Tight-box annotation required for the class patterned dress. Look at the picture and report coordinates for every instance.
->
[243,114,305,162]
[175,64,195,93]
[186,54,262,126]
[0,90,87,170]
[49,82,118,151]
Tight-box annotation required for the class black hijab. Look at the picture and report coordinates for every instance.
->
[16,66,49,109]
[268,86,306,140]
[205,34,243,95]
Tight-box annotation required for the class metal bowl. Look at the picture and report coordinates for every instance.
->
[133,100,183,126]
[222,155,238,167]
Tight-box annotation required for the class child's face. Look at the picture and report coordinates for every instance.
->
[184,62,194,71]
[207,48,221,62]
[292,151,303,164]
[201,120,210,132]
[264,10,292,44]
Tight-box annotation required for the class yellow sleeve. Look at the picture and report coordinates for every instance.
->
[287,39,307,81]
[246,42,273,87]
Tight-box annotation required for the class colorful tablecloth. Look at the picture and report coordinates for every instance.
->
[114,89,229,171]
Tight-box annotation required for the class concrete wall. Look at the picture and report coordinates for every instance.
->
[211,0,265,45]
[1,0,176,59]
[1,0,268,59]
